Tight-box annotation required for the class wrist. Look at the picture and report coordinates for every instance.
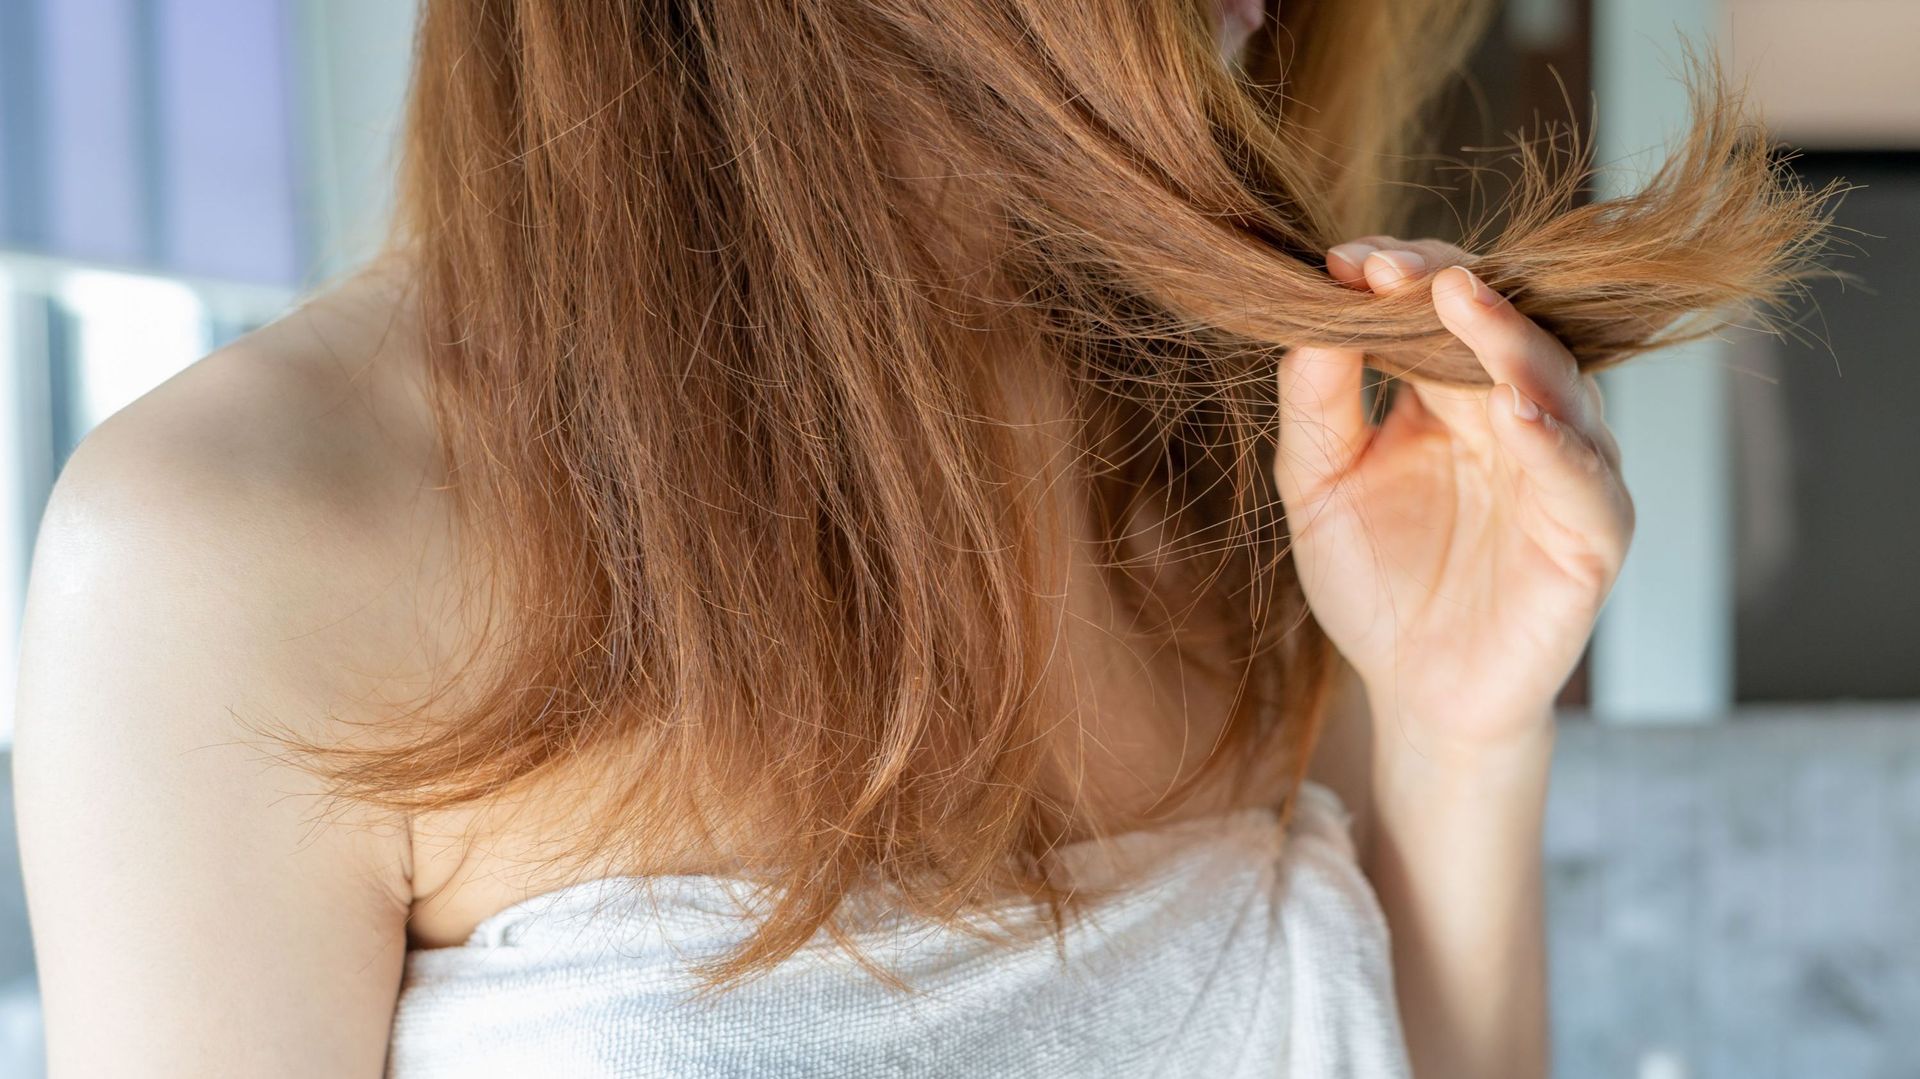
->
[1366,702,1555,864]
[1360,672,1558,758]
[1365,692,1557,795]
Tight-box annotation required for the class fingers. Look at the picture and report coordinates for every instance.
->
[1578,375,1621,469]
[1361,249,1431,294]
[1325,242,1374,289]
[1322,239,1605,448]
[1428,265,1625,486]
[1316,236,1634,582]
[1275,345,1370,509]
[1325,236,1485,433]
[1581,374,1606,421]
[1326,236,1471,294]
[1486,383,1635,566]
[1430,265,1594,432]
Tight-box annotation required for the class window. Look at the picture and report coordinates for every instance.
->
[0,0,412,740]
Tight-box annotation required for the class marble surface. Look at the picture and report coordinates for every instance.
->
[1547,707,1920,1079]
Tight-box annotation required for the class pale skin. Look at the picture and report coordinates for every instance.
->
[1285,240,1634,1079]
[18,13,1629,1079]
[15,238,1628,1079]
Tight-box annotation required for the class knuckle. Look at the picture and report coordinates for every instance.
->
[1570,434,1616,480]
[1578,436,1609,475]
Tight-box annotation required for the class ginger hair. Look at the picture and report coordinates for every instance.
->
[302,0,1833,982]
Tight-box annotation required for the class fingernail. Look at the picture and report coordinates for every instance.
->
[1506,384,1542,422]
[1367,249,1428,285]
[1455,266,1502,307]
[1327,242,1378,272]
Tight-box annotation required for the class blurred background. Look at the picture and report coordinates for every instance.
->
[0,0,1914,1075]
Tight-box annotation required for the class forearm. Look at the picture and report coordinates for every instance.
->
[1277,237,1629,1076]
[1364,701,1554,1079]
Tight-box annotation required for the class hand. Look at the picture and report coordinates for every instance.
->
[1274,237,1635,751]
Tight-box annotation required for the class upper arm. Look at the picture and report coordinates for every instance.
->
[14,359,416,1078]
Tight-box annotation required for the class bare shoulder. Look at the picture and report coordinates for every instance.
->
[45,258,445,586]
[13,259,456,1076]
[29,258,463,710]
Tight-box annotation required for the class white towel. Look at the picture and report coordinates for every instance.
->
[387,782,1408,1078]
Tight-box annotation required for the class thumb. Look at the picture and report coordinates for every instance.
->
[1275,345,1370,510]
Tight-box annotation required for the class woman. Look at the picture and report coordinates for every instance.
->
[14,1,1823,1077]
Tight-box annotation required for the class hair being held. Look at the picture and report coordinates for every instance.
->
[291,0,1837,983]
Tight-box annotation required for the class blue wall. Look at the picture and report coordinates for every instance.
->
[0,0,305,284]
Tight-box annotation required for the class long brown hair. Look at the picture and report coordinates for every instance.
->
[311,0,1831,981]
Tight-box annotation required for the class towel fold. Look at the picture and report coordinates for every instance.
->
[387,782,1408,1078]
